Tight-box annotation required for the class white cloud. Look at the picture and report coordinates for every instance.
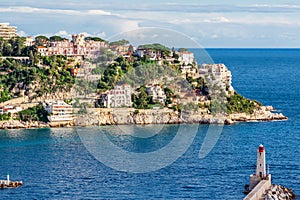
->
[34,30,107,39]
[204,16,230,23]
[86,10,113,16]
[0,6,117,16]
[211,34,219,39]
[17,30,27,37]
[55,30,71,38]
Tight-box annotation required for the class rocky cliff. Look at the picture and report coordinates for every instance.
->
[0,105,287,129]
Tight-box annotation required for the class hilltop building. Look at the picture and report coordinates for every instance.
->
[178,51,195,65]
[201,63,234,94]
[100,85,132,108]
[37,33,107,57]
[0,23,18,40]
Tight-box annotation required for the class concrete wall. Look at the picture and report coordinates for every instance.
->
[244,179,271,200]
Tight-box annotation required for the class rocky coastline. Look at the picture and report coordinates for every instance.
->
[0,106,287,130]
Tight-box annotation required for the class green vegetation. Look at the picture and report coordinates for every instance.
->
[18,104,48,122]
[138,43,170,55]
[93,48,116,63]
[132,85,153,109]
[0,87,12,103]
[0,37,37,57]
[186,76,209,96]
[226,93,260,114]
[109,39,130,46]
[85,37,106,42]
[0,113,11,121]
[0,55,74,99]
[164,87,174,105]
[35,35,49,46]
[178,48,188,52]
[49,35,66,42]
[209,100,226,115]
[97,56,133,91]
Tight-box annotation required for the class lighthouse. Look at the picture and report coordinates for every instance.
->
[249,144,271,190]
[256,144,266,178]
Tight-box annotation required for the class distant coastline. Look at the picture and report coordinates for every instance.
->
[0,34,288,130]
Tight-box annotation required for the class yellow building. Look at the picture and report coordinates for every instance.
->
[0,23,18,40]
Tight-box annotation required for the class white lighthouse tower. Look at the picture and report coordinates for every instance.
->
[256,144,266,178]
[249,144,271,190]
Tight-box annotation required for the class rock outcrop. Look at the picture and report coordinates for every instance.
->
[228,106,287,122]
[0,120,49,129]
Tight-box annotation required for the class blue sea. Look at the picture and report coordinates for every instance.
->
[0,49,299,199]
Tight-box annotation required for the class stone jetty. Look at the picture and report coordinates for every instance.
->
[0,174,22,189]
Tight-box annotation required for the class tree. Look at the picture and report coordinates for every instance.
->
[128,45,134,53]
[0,89,12,103]
[178,48,188,52]
[35,35,49,46]
[85,37,106,42]
[49,35,65,42]
[109,39,130,46]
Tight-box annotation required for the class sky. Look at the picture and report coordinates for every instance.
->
[0,0,299,48]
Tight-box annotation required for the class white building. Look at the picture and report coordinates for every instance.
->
[178,51,195,65]
[24,36,34,46]
[201,63,234,94]
[0,23,17,40]
[146,84,166,104]
[43,100,73,122]
[101,85,132,108]
[136,48,158,60]
[0,105,22,114]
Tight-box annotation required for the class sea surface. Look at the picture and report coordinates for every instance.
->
[0,49,299,199]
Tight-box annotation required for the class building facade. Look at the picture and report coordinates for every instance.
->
[43,100,73,122]
[178,51,195,65]
[37,33,107,57]
[201,63,234,94]
[0,23,17,40]
[100,85,132,108]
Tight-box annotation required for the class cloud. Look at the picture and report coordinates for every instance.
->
[34,30,106,40]
[204,16,230,23]
[0,6,116,16]
[17,30,27,37]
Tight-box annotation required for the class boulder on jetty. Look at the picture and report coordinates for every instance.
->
[265,184,296,200]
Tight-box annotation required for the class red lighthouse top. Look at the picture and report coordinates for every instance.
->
[258,144,265,152]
